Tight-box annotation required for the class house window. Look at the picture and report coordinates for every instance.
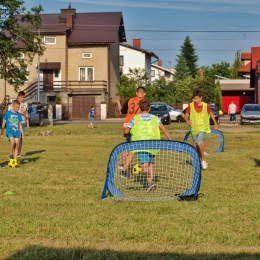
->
[44,37,56,44]
[54,70,60,78]
[119,55,124,66]
[82,53,92,59]
[151,70,155,77]
[79,67,94,81]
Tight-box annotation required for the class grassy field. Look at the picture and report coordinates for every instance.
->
[1,122,260,260]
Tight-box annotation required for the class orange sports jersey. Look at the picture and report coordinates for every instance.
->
[123,97,144,128]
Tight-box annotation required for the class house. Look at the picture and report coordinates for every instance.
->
[119,39,159,78]
[218,79,253,113]
[0,6,126,119]
[151,60,175,81]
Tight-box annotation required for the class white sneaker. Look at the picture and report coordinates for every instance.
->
[204,151,209,156]
[201,160,208,170]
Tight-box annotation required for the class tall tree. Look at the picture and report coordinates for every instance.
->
[0,0,45,91]
[179,36,199,78]
[230,50,242,79]
[173,53,191,82]
[215,80,222,110]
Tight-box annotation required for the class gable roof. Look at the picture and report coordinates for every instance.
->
[239,62,251,73]
[120,43,159,59]
[40,11,126,44]
[151,63,175,73]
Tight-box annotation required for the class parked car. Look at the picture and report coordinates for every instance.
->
[150,102,171,125]
[240,104,260,125]
[209,104,220,125]
[28,103,39,125]
[166,105,185,122]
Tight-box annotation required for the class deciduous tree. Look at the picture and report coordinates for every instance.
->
[0,0,44,91]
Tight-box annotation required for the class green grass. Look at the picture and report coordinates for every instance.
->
[1,123,260,259]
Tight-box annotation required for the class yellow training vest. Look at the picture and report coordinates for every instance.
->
[190,102,211,136]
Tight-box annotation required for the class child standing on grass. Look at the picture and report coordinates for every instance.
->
[1,100,24,167]
[185,89,218,170]
[114,86,147,176]
[88,106,95,129]
[124,99,172,192]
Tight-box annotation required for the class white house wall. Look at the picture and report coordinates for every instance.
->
[120,45,147,74]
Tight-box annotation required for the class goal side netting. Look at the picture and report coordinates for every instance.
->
[183,129,224,153]
[101,140,201,202]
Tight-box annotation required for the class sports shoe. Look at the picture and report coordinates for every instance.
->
[204,151,209,156]
[9,155,14,160]
[17,154,24,158]
[146,182,156,192]
[120,171,128,178]
[0,164,5,168]
[118,164,124,170]
[201,160,208,170]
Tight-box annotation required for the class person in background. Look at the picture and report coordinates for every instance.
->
[228,101,237,124]
[37,102,44,126]
[88,106,95,129]
[48,102,53,126]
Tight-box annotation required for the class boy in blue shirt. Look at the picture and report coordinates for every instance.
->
[88,106,95,129]
[1,100,24,167]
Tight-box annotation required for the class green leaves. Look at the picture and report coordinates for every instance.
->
[0,0,44,91]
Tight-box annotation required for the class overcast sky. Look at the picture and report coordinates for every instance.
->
[24,0,260,69]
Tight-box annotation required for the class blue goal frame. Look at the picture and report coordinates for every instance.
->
[101,140,201,200]
[183,129,224,153]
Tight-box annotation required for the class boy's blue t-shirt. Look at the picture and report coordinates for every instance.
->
[89,109,94,118]
[3,111,22,136]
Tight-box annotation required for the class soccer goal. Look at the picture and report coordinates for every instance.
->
[183,129,224,153]
[101,140,201,202]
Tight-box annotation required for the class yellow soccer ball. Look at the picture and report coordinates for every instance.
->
[132,164,142,175]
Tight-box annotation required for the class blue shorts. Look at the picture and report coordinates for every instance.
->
[90,117,94,122]
[39,114,44,120]
[192,132,206,144]
[137,152,155,165]
[48,115,53,121]
[7,133,20,141]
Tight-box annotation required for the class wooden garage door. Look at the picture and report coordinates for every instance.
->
[72,96,95,119]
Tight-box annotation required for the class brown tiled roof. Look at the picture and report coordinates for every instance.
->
[239,62,251,73]
[40,12,126,44]
[241,52,251,60]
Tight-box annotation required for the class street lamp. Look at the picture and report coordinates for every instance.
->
[168,61,171,69]
[37,30,40,103]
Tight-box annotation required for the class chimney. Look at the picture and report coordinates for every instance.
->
[133,38,141,49]
[158,60,162,67]
[60,8,76,30]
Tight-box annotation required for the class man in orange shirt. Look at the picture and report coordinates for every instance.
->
[114,86,146,177]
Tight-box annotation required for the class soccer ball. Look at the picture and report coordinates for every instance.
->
[132,164,142,175]
[8,159,18,168]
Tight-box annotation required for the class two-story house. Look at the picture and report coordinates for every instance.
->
[151,60,175,81]
[119,39,159,78]
[0,6,126,119]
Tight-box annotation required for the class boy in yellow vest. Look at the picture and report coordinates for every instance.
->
[124,99,172,192]
[185,89,218,170]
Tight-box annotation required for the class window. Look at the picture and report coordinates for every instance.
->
[119,55,124,66]
[82,53,92,59]
[44,37,56,44]
[79,67,94,81]
[54,70,60,78]
[151,70,155,77]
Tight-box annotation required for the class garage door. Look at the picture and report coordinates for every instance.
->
[72,96,95,119]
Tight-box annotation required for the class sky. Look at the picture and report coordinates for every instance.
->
[23,0,260,69]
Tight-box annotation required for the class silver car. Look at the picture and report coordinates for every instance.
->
[240,104,260,124]
[166,105,185,122]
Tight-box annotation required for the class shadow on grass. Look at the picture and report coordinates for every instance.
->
[5,246,260,260]
[25,150,46,156]
[251,158,260,167]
